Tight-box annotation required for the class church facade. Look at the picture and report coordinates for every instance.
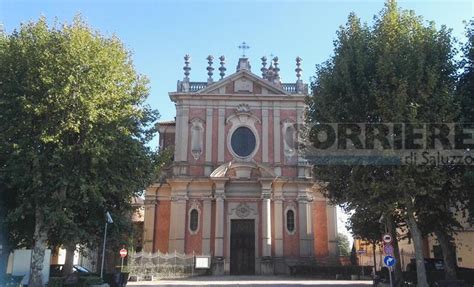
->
[143,54,338,275]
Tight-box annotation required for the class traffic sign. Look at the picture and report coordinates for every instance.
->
[382,233,393,244]
[383,255,396,267]
[383,244,394,255]
[119,248,127,258]
[357,249,367,254]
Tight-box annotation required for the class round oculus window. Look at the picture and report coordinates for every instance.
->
[230,126,256,158]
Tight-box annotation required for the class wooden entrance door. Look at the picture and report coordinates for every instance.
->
[230,219,255,275]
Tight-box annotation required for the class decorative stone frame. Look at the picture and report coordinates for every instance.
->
[188,200,201,235]
[226,104,261,161]
[284,203,297,235]
[282,119,297,160]
[225,201,259,274]
[190,118,205,160]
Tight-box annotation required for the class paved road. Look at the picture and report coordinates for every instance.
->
[127,276,373,286]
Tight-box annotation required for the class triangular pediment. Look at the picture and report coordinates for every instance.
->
[197,70,290,96]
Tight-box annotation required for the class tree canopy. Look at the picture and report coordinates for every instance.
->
[307,1,469,285]
[0,16,159,286]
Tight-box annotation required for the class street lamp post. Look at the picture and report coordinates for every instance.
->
[100,211,113,278]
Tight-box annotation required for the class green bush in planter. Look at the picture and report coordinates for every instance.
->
[79,276,103,287]
[48,277,64,287]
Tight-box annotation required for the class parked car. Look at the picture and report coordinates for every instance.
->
[49,264,94,277]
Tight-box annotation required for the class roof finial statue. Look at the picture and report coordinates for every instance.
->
[295,56,302,80]
[219,55,226,79]
[206,55,214,84]
[273,56,281,85]
[238,41,250,57]
[183,54,191,80]
[295,56,304,93]
[178,54,191,92]
[261,56,268,79]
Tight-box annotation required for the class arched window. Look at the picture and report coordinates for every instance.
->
[189,209,199,232]
[286,210,295,233]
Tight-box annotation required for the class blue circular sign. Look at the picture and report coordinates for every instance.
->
[383,255,396,267]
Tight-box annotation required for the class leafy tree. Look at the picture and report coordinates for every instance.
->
[336,233,351,256]
[307,1,464,285]
[0,17,158,286]
[458,20,474,123]
[457,20,474,223]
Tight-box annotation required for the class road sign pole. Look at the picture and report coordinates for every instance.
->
[121,256,124,272]
[388,266,393,287]
[100,221,108,278]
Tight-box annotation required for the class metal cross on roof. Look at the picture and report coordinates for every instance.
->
[238,41,250,57]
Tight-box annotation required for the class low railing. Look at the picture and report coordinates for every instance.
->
[189,82,208,92]
[127,251,209,280]
[282,83,297,93]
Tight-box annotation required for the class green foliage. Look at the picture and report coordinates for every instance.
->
[307,1,467,284]
[457,20,474,123]
[47,277,64,287]
[336,233,351,256]
[350,244,357,265]
[0,15,158,257]
[78,276,103,287]
[308,0,464,237]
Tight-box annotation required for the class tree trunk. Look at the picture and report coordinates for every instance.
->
[28,208,48,287]
[434,228,457,280]
[0,221,11,277]
[407,209,429,287]
[387,214,403,287]
[372,242,377,273]
[0,244,11,278]
[63,243,76,276]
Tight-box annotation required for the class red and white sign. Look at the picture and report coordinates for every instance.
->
[382,233,393,244]
[119,248,127,258]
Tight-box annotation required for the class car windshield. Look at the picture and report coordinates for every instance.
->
[74,266,90,273]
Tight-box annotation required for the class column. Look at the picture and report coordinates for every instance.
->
[202,197,212,254]
[217,107,225,162]
[213,180,226,275]
[260,181,273,275]
[298,193,312,257]
[261,193,272,257]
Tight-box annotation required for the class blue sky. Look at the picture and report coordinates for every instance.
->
[2,0,472,129]
[1,0,472,239]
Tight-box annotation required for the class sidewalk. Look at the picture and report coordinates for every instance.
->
[127,275,373,286]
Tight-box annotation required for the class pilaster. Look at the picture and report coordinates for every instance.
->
[273,106,281,165]
[168,181,188,253]
[217,108,225,162]
[326,203,338,257]
[143,194,157,252]
[262,106,269,163]
[205,107,213,175]
[298,191,313,257]
[202,197,212,254]
[272,181,285,257]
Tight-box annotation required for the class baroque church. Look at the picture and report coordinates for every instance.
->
[143,51,338,275]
